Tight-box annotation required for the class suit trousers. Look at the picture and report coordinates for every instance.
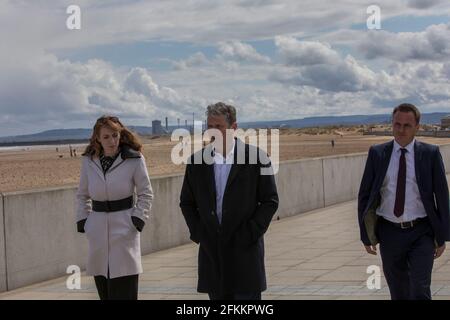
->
[377,217,435,300]
[94,274,139,300]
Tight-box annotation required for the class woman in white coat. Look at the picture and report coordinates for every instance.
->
[76,115,153,300]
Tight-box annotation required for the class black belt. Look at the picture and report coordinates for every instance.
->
[92,196,133,213]
[380,216,428,229]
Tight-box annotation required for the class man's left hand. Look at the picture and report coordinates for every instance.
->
[435,243,446,259]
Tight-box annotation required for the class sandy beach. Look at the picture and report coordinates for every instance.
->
[1,129,449,193]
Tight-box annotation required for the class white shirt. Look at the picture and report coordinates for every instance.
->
[213,139,235,224]
[376,138,427,223]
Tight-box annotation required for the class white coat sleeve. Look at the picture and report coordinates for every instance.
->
[131,155,153,220]
[76,156,92,222]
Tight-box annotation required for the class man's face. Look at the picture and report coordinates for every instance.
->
[392,111,419,147]
[207,115,237,152]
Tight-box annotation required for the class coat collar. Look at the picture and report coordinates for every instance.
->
[225,138,245,191]
[120,145,141,159]
[377,141,394,190]
[88,145,141,179]
[380,139,423,186]
[414,139,423,187]
[204,138,244,209]
[393,138,415,154]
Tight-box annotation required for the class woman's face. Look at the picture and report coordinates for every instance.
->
[98,126,120,156]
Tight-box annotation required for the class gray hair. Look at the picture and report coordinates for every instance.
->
[206,102,237,126]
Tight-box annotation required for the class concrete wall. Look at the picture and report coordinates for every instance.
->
[0,194,6,292]
[439,144,450,176]
[141,175,189,254]
[323,154,367,207]
[0,143,449,291]
[2,187,88,290]
[275,159,324,219]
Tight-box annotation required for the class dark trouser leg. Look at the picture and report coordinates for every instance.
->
[379,219,435,300]
[378,221,410,300]
[108,274,139,300]
[407,226,435,300]
[232,292,262,300]
[208,292,227,300]
[94,276,109,300]
[208,292,261,300]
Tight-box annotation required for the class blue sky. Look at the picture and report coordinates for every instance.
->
[1,0,450,136]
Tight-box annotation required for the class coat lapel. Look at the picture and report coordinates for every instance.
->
[108,154,125,173]
[201,144,217,208]
[205,162,217,208]
[225,138,242,191]
[414,140,423,192]
[89,157,105,180]
[378,141,394,188]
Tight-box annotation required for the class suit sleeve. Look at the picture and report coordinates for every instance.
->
[432,147,450,246]
[76,157,92,223]
[358,146,376,245]
[180,163,202,244]
[131,155,154,222]
[234,152,279,247]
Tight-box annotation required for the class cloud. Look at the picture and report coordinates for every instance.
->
[217,41,271,64]
[275,36,340,66]
[0,52,206,135]
[407,0,444,9]
[2,1,450,136]
[171,52,211,70]
[169,41,270,72]
[442,63,450,79]
[271,37,376,92]
[237,0,277,8]
[358,23,450,61]
[123,67,204,114]
[7,0,448,51]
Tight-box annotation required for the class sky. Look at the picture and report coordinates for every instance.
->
[1,0,450,136]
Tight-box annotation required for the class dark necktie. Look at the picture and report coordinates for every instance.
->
[394,148,407,217]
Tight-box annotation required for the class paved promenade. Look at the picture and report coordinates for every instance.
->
[1,200,450,300]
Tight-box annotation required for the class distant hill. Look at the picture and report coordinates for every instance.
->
[0,113,447,146]
[0,126,154,145]
[240,113,448,129]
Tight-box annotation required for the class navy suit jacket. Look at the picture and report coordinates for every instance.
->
[358,140,450,246]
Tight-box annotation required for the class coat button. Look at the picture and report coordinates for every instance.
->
[211,210,215,216]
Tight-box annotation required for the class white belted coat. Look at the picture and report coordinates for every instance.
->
[76,147,153,279]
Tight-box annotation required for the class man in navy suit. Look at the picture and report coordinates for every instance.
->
[358,103,450,300]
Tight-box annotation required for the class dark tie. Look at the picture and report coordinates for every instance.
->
[394,148,407,217]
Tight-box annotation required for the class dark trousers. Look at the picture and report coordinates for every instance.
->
[94,274,139,300]
[378,218,435,300]
[208,292,261,300]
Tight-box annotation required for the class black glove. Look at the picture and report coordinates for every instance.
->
[131,216,145,232]
[77,219,87,233]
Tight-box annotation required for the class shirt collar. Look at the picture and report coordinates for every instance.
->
[394,138,415,154]
[213,138,235,164]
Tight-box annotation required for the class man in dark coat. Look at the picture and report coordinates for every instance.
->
[180,102,279,300]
